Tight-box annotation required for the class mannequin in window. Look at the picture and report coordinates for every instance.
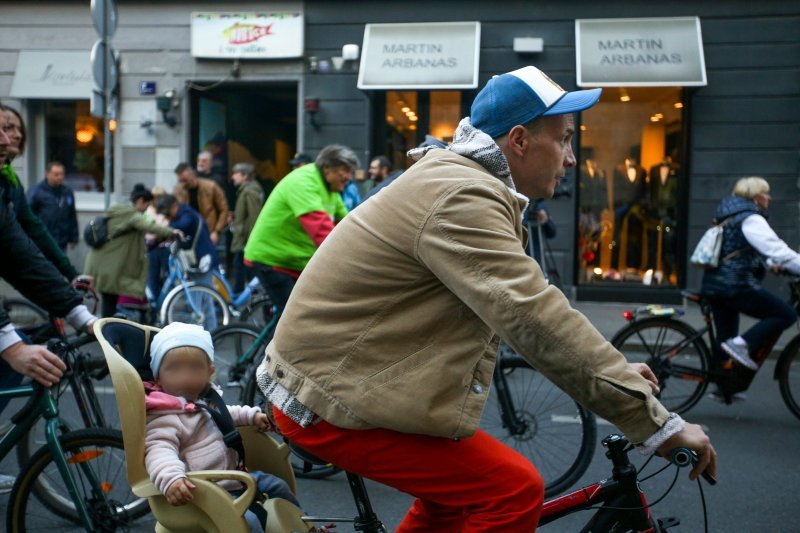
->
[648,156,680,216]
[613,157,647,207]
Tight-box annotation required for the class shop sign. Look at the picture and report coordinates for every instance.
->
[358,22,480,90]
[190,12,303,59]
[10,51,93,99]
[576,17,707,87]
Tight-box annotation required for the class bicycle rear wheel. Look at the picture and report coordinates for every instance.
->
[7,428,149,531]
[481,351,596,498]
[163,284,230,330]
[611,317,710,414]
[777,337,800,421]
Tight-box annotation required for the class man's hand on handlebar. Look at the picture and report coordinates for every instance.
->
[1,342,66,387]
[657,422,717,482]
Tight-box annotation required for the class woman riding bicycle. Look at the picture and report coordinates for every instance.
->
[701,177,800,390]
[243,145,355,310]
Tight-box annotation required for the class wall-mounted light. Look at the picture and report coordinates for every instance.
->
[619,88,631,102]
[513,37,544,53]
[108,119,117,133]
[342,44,360,61]
[156,88,180,128]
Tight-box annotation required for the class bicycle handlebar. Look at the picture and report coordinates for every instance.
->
[670,447,717,485]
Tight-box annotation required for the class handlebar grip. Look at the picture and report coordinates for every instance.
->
[670,448,717,485]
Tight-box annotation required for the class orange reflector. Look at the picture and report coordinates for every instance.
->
[100,482,113,493]
[678,374,704,383]
[67,450,104,464]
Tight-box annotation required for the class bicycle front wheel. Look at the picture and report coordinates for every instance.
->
[164,284,230,330]
[777,337,800,421]
[611,317,710,414]
[212,323,263,395]
[481,352,597,498]
[7,428,149,532]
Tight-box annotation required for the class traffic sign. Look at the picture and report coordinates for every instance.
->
[91,39,118,91]
[91,0,118,38]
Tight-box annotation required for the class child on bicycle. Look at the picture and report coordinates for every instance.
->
[144,322,300,533]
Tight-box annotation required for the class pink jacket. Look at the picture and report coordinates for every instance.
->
[144,382,261,494]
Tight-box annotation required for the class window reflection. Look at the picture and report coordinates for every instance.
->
[45,101,107,192]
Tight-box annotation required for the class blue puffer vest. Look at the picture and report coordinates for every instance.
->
[701,195,763,296]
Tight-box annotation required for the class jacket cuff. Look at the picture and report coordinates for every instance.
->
[0,324,24,354]
[637,413,686,456]
[65,305,97,333]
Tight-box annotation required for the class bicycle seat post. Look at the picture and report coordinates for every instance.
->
[346,472,386,533]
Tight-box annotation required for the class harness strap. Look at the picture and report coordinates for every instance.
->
[197,385,247,470]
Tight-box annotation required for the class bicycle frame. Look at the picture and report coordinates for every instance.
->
[0,385,104,531]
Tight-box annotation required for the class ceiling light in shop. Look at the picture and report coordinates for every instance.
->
[654,113,663,119]
[409,124,417,131]
[650,116,660,122]
[620,95,631,102]
[401,107,410,113]
[580,125,587,131]
[76,128,94,143]
[674,102,684,109]
[409,116,418,122]
[387,115,394,123]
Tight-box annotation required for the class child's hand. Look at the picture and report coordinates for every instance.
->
[254,412,273,432]
[166,477,196,506]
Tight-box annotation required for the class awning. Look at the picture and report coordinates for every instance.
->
[10,50,93,99]
[576,17,707,87]
[357,22,480,90]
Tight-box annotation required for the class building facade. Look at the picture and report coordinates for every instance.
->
[2,1,798,302]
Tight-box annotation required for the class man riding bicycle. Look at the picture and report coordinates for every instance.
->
[257,66,716,531]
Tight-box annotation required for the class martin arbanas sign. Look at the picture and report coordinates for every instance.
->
[576,17,707,86]
[358,22,480,90]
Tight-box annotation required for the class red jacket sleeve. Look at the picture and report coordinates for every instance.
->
[298,211,335,247]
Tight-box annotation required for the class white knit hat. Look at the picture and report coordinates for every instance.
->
[149,322,214,378]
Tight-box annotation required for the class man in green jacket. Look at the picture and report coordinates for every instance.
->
[258,66,716,531]
[229,162,264,293]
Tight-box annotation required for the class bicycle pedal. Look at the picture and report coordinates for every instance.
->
[657,516,680,529]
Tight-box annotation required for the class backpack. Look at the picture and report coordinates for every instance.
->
[689,217,740,269]
[83,216,130,249]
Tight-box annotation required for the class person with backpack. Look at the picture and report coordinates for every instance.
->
[701,177,800,396]
[84,184,180,317]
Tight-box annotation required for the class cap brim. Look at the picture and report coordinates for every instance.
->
[542,88,602,116]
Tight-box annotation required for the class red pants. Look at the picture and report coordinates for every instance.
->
[274,409,543,532]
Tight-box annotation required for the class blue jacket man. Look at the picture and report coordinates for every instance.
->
[28,162,78,251]
[155,195,219,271]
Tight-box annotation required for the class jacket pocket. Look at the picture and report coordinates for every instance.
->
[358,343,434,396]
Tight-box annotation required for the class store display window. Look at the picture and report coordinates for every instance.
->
[44,100,109,192]
[577,87,685,288]
[381,90,462,170]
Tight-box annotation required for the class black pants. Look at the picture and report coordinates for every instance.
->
[251,263,296,311]
[232,251,254,294]
[100,292,119,318]
[710,288,797,362]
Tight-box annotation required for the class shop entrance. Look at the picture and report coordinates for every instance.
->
[189,82,298,184]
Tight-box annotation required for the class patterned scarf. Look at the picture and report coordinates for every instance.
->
[408,117,518,192]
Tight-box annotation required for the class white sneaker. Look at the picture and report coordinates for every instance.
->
[0,473,15,494]
[708,390,747,404]
[721,338,758,371]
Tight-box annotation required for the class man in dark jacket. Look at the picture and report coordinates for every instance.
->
[28,161,79,251]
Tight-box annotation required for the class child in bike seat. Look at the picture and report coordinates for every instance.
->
[143,322,300,533]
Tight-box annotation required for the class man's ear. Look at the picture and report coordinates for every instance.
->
[504,125,529,158]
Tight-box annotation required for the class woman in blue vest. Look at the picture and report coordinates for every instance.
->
[701,177,800,399]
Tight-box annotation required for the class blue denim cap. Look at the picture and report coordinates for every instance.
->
[471,66,602,138]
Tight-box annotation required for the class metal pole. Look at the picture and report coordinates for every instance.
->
[102,7,111,209]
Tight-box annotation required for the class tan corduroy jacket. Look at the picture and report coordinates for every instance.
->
[261,149,669,443]
[173,177,229,234]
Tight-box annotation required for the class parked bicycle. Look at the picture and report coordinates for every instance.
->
[2,343,147,531]
[289,432,715,532]
[227,318,597,495]
[610,278,800,419]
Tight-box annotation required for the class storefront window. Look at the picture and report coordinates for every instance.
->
[44,101,108,192]
[383,90,461,170]
[577,87,684,288]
